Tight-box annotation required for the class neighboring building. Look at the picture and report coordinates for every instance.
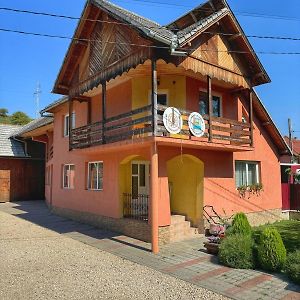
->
[0,122,47,202]
[37,0,290,252]
[283,136,300,164]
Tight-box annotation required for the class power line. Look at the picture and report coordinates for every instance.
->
[1,7,300,41]
[1,27,300,55]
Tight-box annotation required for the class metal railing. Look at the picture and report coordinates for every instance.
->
[123,193,149,221]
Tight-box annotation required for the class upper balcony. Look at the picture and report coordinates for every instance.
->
[70,103,253,152]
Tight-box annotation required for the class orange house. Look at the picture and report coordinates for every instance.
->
[35,0,291,252]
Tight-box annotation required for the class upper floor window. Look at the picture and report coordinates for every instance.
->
[64,113,75,137]
[157,93,167,106]
[199,91,221,117]
[63,164,75,189]
[87,161,103,190]
[235,161,260,187]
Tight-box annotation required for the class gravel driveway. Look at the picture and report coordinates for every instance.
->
[0,210,227,300]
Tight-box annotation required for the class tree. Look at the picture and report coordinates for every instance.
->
[10,111,32,125]
[0,108,8,117]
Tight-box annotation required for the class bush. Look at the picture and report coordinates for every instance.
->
[285,250,300,285]
[229,212,252,236]
[218,234,255,269]
[257,228,286,272]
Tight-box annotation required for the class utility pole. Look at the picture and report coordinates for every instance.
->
[34,82,41,119]
[288,118,293,162]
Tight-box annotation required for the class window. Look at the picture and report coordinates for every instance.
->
[63,164,75,189]
[199,91,221,117]
[235,161,260,187]
[64,113,75,137]
[88,162,103,190]
[157,93,167,106]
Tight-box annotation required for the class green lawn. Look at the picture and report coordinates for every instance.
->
[253,220,300,253]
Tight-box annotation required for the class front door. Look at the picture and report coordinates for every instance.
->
[131,161,149,199]
[0,170,10,202]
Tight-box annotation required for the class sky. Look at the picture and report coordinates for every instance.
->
[0,0,299,136]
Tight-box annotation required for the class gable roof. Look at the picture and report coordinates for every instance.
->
[0,124,26,157]
[13,117,54,137]
[53,0,270,94]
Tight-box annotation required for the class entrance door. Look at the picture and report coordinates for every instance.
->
[131,161,149,199]
[0,170,10,202]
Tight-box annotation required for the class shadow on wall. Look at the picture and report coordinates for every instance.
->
[167,154,204,227]
[205,178,283,220]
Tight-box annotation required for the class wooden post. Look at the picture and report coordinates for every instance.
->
[249,89,254,147]
[68,97,73,151]
[102,82,106,144]
[150,143,159,253]
[207,75,213,142]
[151,59,158,136]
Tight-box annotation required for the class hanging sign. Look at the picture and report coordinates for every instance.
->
[188,112,206,137]
[163,107,183,134]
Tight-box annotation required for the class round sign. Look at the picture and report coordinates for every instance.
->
[163,107,183,134]
[188,112,205,137]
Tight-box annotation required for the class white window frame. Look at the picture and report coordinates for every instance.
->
[87,161,103,191]
[235,161,260,187]
[64,112,76,137]
[199,88,223,117]
[63,164,75,189]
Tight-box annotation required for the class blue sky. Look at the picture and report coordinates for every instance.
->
[0,0,299,135]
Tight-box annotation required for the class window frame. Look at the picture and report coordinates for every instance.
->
[87,161,103,191]
[64,112,76,137]
[235,160,260,188]
[199,88,223,117]
[148,89,169,106]
[62,164,75,189]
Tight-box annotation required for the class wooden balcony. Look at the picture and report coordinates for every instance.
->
[70,104,252,150]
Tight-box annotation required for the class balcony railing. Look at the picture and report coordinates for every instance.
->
[123,193,149,221]
[70,104,252,149]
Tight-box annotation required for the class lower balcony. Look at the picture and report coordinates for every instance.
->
[70,104,252,151]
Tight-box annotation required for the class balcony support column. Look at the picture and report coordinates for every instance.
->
[249,89,254,147]
[207,75,213,142]
[68,97,73,151]
[151,59,158,136]
[102,82,107,144]
[150,143,159,254]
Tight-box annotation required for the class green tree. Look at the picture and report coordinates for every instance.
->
[0,108,8,117]
[10,111,32,125]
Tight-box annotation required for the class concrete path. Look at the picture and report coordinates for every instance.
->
[0,201,299,300]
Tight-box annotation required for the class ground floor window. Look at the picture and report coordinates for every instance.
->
[63,164,75,189]
[235,161,260,187]
[87,161,103,190]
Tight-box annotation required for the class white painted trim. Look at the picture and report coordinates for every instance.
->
[62,164,75,189]
[64,112,75,137]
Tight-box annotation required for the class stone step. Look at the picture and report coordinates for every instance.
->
[171,214,186,225]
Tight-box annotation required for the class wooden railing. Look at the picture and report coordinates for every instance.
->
[70,104,252,149]
[123,193,149,221]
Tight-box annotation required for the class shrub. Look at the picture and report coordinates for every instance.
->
[229,212,252,236]
[218,234,255,269]
[285,250,300,285]
[257,228,286,272]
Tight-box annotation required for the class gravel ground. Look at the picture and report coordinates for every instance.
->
[0,211,228,300]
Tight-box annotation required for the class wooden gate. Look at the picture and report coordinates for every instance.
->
[0,170,10,202]
[290,184,300,211]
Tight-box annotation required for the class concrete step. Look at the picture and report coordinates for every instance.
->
[170,214,186,225]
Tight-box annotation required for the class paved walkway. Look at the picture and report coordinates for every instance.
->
[0,201,299,300]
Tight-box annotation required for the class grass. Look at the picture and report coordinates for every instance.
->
[253,220,300,253]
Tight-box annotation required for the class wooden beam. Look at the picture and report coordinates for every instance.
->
[102,82,107,143]
[249,89,254,147]
[151,59,158,136]
[207,75,213,142]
